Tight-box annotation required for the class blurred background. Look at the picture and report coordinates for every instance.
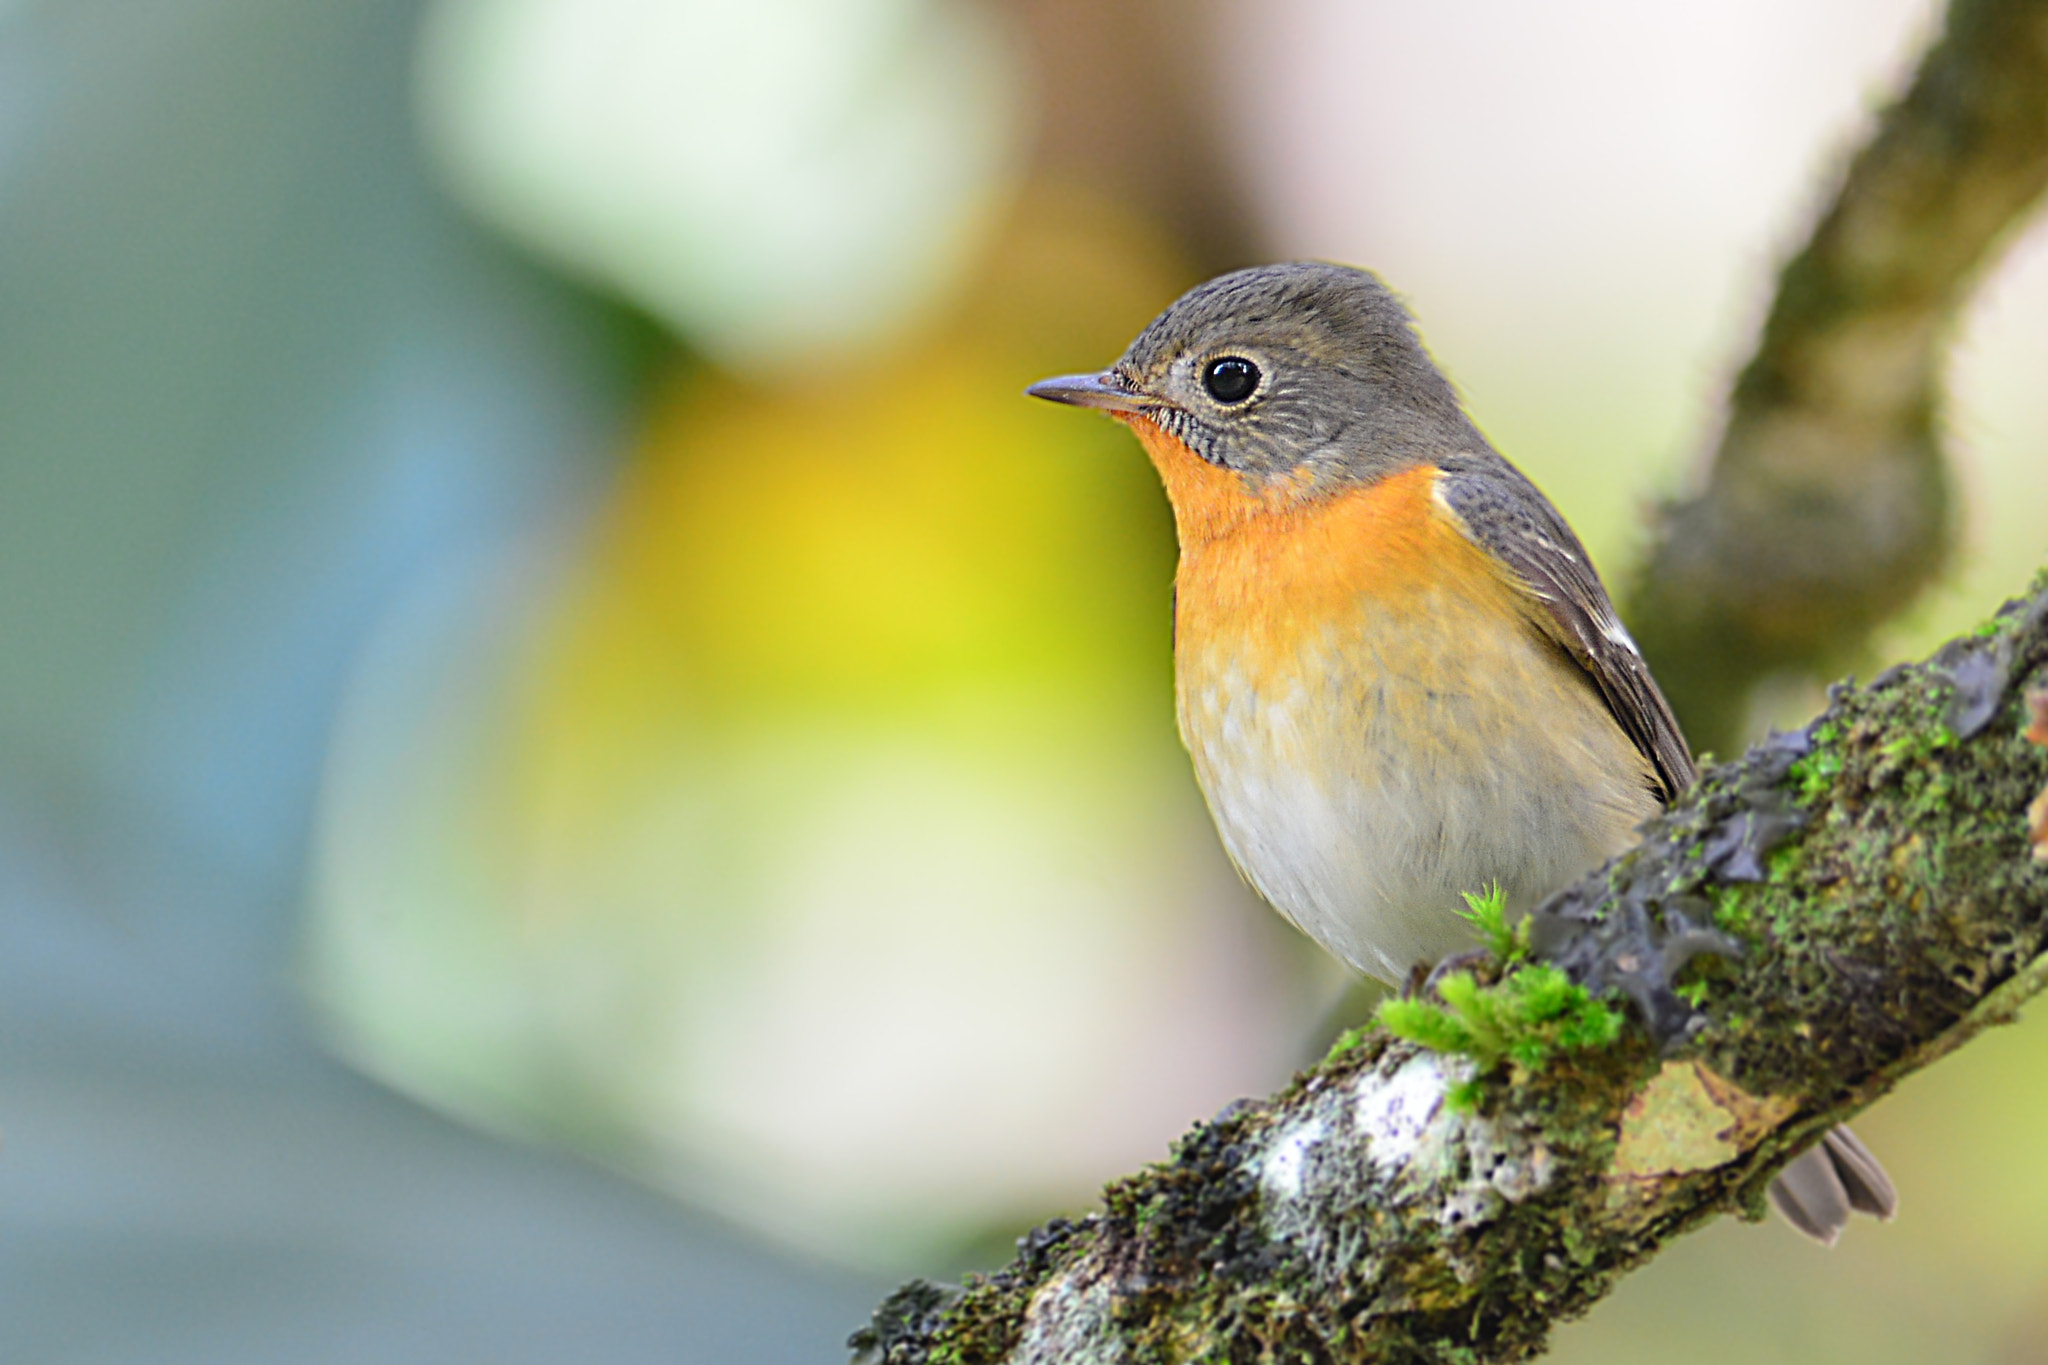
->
[1,1,2045,1361]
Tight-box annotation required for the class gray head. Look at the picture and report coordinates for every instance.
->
[1027,262,1484,488]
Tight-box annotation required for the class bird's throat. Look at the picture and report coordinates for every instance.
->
[1122,414,1302,548]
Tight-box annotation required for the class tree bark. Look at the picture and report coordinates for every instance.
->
[851,573,2048,1364]
[1628,0,2048,756]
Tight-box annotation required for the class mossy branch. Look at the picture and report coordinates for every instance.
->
[851,573,2048,1364]
[1628,0,2048,754]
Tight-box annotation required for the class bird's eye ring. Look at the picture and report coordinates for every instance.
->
[1201,356,1261,405]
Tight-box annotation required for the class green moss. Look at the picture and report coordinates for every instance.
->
[1458,882,1525,963]
[1377,964,1622,1109]
[1373,883,1622,1107]
[1881,721,1957,762]
[1322,1025,1371,1063]
[1713,885,1754,937]
[1767,843,1804,884]
[1790,745,1844,803]
[1904,764,1954,820]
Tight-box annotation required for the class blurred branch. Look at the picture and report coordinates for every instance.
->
[1010,0,1259,274]
[853,575,2048,1363]
[1629,0,2048,756]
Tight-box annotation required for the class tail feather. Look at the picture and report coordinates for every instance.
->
[1768,1124,1897,1245]
[1821,1125,1898,1219]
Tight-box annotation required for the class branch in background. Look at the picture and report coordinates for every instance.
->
[852,574,2048,1363]
[1011,0,1260,276]
[1629,0,2048,756]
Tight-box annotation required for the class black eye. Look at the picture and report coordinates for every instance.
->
[1202,356,1260,405]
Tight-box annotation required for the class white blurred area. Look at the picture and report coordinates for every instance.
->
[301,0,2048,1284]
[415,0,1027,372]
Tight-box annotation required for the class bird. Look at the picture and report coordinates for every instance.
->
[1026,260,1894,1244]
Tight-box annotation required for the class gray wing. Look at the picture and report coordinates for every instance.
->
[1436,455,1699,803]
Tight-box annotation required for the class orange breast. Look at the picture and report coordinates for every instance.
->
[1122,415,1521,688]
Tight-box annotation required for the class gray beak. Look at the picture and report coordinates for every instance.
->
[1024,371,1152,413]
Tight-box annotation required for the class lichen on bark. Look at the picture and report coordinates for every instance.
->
[851,575,2048,1364]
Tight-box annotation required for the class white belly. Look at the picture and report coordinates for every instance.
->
[1180,609,1657,984]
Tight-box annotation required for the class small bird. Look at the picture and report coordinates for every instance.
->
[1027,261,1894,1244]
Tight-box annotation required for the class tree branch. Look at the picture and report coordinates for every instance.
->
[1628,0,2048,755]
[852,572,2048,1364]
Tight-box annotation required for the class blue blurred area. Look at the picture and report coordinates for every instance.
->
[0,3,878,1357]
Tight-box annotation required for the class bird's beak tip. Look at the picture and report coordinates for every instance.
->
[1024,372,1147,413]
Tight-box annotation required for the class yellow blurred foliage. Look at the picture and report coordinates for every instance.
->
[506,188,1204,861]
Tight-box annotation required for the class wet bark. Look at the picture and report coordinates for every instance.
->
[851,575,2048,1364]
